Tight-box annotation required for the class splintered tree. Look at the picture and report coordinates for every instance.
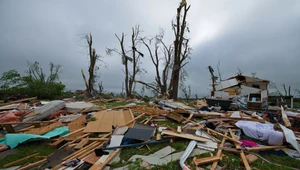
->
[81,33,105,98]
[135,29,173,98]
[107,25,144,99]
[168,0,191,100]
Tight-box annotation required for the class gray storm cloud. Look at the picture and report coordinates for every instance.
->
[0,0,299,96]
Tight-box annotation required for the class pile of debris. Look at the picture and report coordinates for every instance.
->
[0,97,300,169]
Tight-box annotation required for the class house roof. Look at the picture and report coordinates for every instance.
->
[226,74,270,83]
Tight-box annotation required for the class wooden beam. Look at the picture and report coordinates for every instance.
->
[207,128,242,144]
[193,156,221,166]
[246,145,286,151]
[17,158,46,170]
[125,113,145,126]
[89,149,121,170]
[0,120,54,125]
[144,116,153,124]
[211,132,227,170]
[161,130,206,142]
[0,97,37,107]
[4,153,39,168]
[281,106,291,127]
[88,138,109,141]
[74,138,89,150]
[229,128,250,170]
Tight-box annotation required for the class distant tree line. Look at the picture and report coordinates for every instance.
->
[0,61,65,99]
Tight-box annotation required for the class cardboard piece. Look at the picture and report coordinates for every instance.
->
[84,110,134,133]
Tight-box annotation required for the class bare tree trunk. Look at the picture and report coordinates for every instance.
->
[169,1,191,100]
[112,26,143,99]
[85,33,99,98]
[81,69,89,90]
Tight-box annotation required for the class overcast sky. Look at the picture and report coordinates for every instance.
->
[1,0,300,97]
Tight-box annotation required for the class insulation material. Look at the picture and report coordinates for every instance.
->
[84,109,134,133]
[0,112,19,123]
[23,100,65,122]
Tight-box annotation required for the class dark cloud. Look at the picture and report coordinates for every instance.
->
[0,0,299,96]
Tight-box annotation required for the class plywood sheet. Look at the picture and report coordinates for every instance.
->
[83,109,134,133]
[67,115,86,132]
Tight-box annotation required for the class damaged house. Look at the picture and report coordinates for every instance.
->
[210,74,270,110]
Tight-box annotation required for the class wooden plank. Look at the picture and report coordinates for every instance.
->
[84,109,135,133]
[182,113,194,124]
[125,113,145,126]
[246,145,286,151]
[25,122,63,135]
[144,116,153,124]
[62,133,111,162]
[4,153,39,168]
[89,149,121,170]
[51,137,65,147]
[211,132,227,170]
[193,156,220,166]
[177,126,182,133]
[207,128,242,144]
[166,112,183,123]
[17,158,46,170]
[0,120,54,125]
[88,138,109,141]
[229,128,250,170]
[83,152,100,164]
[68,133,91,143]
[67,115,86,132]
[0,97,37,107]
[3,124,15,133]
[281,106,291,127]
[74,138,89,150]
[161,130,206,142]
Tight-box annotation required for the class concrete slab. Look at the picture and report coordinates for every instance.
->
[150,146,175,158]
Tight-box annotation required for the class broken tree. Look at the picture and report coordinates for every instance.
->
[107,25,144,99]
[135,29,173,98]
[81,33,104,98]
[168,0,192,100]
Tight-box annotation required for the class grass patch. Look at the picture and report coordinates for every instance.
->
[119,142,170,161]
[155,120,181,130]
[172,140,189,152]
[0,141,55,168]
[151,160,181,170]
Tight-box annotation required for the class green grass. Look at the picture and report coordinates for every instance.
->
[0,141,55,168]
[111,140,189,169]
[155,120,181,130]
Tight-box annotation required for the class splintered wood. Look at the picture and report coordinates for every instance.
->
[84,109,135,133]
[281,106,291,127]
[24,121,63,135]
